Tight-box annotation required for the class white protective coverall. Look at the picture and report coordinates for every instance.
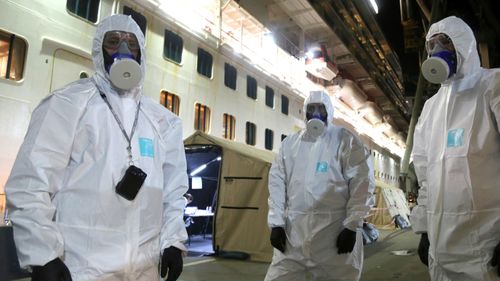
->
[410,16,500,281]
[265,91,375,281]
[5,15,188,281]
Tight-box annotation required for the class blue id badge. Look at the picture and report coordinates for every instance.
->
[447,128,464,148]
[316,161,328,173]
[139,138,154,157]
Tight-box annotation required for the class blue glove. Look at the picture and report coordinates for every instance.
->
[337,228,356,254]
[31,258,72,281]
[270,227,286,253]
[492,241,500,277]
[418,233,430,267]
[161,246,183,281]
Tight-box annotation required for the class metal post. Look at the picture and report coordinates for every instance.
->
[400,0,443,179]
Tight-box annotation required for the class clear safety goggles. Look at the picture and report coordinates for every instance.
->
[425,33,454,54]
[103,31,140,52]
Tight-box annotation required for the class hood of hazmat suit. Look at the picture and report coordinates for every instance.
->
[410,16,500,281]
[265,91,375,281]
[5,14,188,281]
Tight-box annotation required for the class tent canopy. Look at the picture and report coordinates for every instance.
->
[184,131,276,262]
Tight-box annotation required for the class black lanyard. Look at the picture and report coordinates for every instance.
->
[99,91,141,165]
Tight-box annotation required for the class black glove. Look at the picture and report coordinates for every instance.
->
[491,241,500,277]
[31,258,72,281]
[417,233,430,267]
[270,227,286,253]
[161,246,183,281]
[337,228,356,254]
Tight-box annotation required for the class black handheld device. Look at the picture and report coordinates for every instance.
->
[115,165,147,200]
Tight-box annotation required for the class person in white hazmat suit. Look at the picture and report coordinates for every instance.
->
[5,14,188,281]
[265,91,375,281]
[410,16,500,280]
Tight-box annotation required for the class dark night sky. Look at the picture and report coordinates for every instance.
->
[375,1,405,57]
[373,1,420,96]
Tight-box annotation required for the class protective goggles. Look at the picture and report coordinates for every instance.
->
[426,33,454,54]
[103,31,140,52]
[306,103,327,120]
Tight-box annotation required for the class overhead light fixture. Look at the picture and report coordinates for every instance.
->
[189,156,222,177]
[369,0,379,14]
[190,164,207,177]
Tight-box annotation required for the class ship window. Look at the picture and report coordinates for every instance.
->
[245,122,256,146]
[224,63,237,90]
[281,95,289,115]
[281,134,287,141]
[265,86,274,108]
[265,129,274,150]
[164,29,183,64]
[79,71,89,79]
[123,6,147,36]
[222,113,236,140]
[246,75,257,100]
[67,0,100,23]
[194,103,211,133]
[0,30,26,81]
[197,48,212,78]
[160,91,180,116]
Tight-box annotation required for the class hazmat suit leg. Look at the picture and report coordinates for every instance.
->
[265,233,362,281]
[264,250,307,281]
[428,254,500,281]
[265,256,360,281]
